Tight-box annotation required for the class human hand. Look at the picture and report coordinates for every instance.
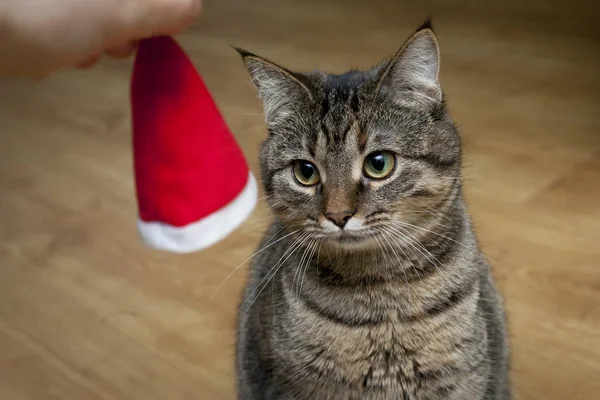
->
[0,0,202,79]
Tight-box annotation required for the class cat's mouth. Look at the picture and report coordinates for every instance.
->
[335,231,366,242]
[325,228,376,245]
[307,217,379,248]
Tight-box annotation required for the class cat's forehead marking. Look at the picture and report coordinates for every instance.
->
[311,80,368,183]
[314,129,328,174]
[319,84,361,144]
[348,122,364,181]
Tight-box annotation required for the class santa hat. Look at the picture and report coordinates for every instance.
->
[130,36,257,253]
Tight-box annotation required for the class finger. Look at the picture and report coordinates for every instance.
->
[75,54,102,69]
[105,40,138,58]
[122,0,202,38]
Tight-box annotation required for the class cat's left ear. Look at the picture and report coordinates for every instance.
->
[376,22,442,108]
[236,48,313,127]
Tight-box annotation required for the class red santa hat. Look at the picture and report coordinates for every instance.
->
[130,36,257,253]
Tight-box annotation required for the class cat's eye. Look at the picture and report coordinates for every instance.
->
[363,151,396,180]
[292,160,321,186]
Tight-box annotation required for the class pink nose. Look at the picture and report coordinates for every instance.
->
[325,210,355,228]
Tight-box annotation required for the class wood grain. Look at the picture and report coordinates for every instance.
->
[1,0,599,399]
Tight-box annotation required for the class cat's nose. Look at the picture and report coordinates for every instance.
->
[325,210,355,229]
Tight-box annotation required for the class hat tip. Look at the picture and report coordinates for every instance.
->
[132,35,196,79]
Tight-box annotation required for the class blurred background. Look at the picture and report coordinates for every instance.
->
[0,0,599,399]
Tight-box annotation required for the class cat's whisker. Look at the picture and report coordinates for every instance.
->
[384,225,454,288]
[214,219,279,256]
[293,238,318,321]
[212,226,295,298]
[237,220,277,233]
[239,126,268,132]
[244,208,276,222]
[239,232,312,316]
[292,236,316,303]
[240,112,268,116]
[372,231,391,272]
[243,219,276,228]
[392,227,431,261]
[257,193,273,201]
[385,224,440,264]
[390,220,493,263]
[377,227,411,284]
[300,239,321,297]
[393,207,455,228]
[377,226,426,282]
[379,226,423,273]
[239,231,309,312]
[300,239,319,293]
[243,231,313,315]
[243,215,277,225]
[381,225,429,282]
[255,197,279,206]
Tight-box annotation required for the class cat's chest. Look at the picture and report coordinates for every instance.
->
[276,313,461,399]
[272,264,481,398]
[276,308,476,400]
[315,320,424,384]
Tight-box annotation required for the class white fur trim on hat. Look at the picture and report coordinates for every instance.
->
[136,172,258,253]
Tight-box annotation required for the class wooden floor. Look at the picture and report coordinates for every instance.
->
[1,0,599,399]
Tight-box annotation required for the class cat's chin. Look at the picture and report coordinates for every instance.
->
[323,231,379,251]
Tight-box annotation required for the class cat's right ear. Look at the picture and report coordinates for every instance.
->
[235,48,313,126]
[373,20,442,110]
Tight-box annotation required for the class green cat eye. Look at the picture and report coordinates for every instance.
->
[363,151,396,180]
[292,160,321,186]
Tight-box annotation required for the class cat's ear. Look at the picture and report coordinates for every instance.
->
[236,48,313,126]
[375,21,442,108]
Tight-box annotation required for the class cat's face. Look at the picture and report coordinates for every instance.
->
[240,22,462,250]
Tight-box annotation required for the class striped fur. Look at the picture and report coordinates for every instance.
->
[236,21,510,400]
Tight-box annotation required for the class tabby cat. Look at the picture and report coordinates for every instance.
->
[235,20,510,400]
